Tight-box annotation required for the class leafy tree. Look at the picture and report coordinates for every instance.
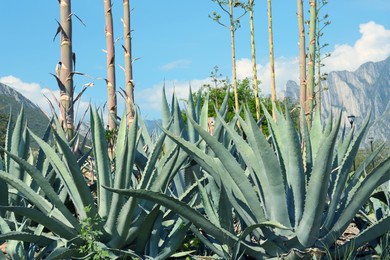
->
[193,78,299,133]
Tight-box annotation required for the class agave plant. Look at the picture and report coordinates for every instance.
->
[108,103,390,259]
[0,103,199,259]
[0,87,232,259]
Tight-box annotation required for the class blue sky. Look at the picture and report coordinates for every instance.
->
[0,0,389,120]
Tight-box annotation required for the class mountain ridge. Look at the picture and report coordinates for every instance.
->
[0,82,50,139]
[280,56,390,145]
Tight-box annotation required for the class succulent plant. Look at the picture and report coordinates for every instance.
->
[0,88,230,259]
[0,103,188,258]
[108,104,390,258]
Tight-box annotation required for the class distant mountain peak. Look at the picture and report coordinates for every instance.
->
[0,82,41,111]
[0,82,49,139]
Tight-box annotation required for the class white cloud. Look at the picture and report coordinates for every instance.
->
[160,59,192,71]
[236,57,299,95]
[324,21,390,72]
[235,21,390,94]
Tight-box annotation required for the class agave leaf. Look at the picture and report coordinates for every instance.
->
[296,112,341,247]
[212,91,229,141]
[103,187,265,258]
[161,85,171,128]
[161,86,175,150]
[197,177,220,227]
[35,120,53,173]
[126,128,143,188]
[8,106,26,181]
[261,104,304,227]
[134,206,161,255]
[321,158,390,247]
[186,115,266,222]
[190,225,225,257]
[199,92,209,131]
[139,130,168,190]
[278,108,305,226]
[0,170,73,227]
[238,108,290,227]
[336,124,354,167]
[324,112,371,230]
[30,129,95,219]
[0,215,11,233]
[0,206,78,241]
[172,93,186,139]
[186,87,198,143]
[161,128,257,226]
[108,196,137,248]
[90,107,111,218]
[164,176,205,221]
[105,112,135,234]
[155,218,191,260]
[218,185,234,233]
[0,147,79,229]
[309,107,324,161]
[151,147,180,192]
[223,111,272,202]
[0,231,55,247]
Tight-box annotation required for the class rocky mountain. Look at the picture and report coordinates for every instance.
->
[0,82,49,138]
[280,56,390,145]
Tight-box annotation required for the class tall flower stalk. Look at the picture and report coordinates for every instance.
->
[297,0,306,117]
[249,0,260,121]
[123,0,135,125]
[59,0,74,138]
[306,0,318,123]
[267,0,276,119]
[104,0,117,131]
[229,1,239,113]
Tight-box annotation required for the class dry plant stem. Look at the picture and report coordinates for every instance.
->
[229,0,239,113]
[267,0,276,120]
[307,0,317,124]
[123,0,135,125]
[59,0,74,138]
[104,0,117,131]
[316,15,322,116]
[249,0,261,121]
[297,0,307,119]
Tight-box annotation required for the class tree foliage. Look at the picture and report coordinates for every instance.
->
[193,77,299,132]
